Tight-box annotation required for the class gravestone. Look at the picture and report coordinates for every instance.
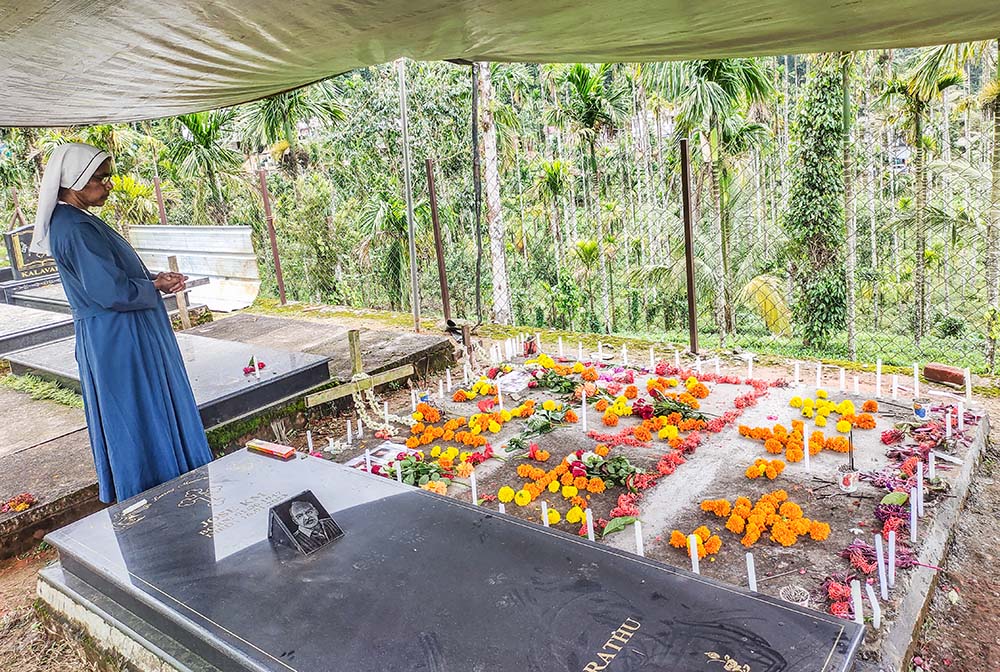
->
[3,225,58,280]
[40,450,862,672]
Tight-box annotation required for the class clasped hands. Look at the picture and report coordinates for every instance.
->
[153,271,188,294]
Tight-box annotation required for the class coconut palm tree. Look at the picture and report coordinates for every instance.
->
[548,63,629,333]
[882,57,963,342]
[646,58,774,345]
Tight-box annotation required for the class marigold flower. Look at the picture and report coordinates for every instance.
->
[669,530,688,548]
[704,535,722,554]
[405,437,419,449]
[741,526,761,547]
[438,457,453,470]
[779,501,803,520]
[581,368,598,382]
[548,480,560,493]
[658,425,679,441]
[573,476,589,490]
[693,525,711,543]
[594,444,610,457]
[547,508,562,525]
[602,411,619,427]
[792,517,812,536]
[587,477,606,494]
[525,483,542,499]
[726,514,746,534]
[862,400,879,413]
[853,413,876,430]
[689,383,710,399]
[815,415,827,427]
[633,426,653,442]
[566,506,584,524]
[809,520,831,541]
[514,489,531,506]
[786,448,804,463]
[789,396,803,408]
[816,389,828,399]
[595,399,609,412]
[456,462,474,478]
[764,438,784,454]
[570,496,588,509]
[564,409,578,423]
[562,485,579,499]
[560,472,575,486]
[517,464,533,478]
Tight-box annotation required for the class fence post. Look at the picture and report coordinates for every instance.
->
[168,254,192,330]
[257,168,286,305]
[425,158,452,322]
[153,176,169,226]
[680,138,699,355]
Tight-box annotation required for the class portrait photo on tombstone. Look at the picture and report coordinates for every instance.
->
[269,490,343,555]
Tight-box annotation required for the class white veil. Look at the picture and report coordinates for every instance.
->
[30,143,110,255]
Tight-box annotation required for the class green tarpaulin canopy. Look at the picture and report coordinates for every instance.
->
[0,0,996,125]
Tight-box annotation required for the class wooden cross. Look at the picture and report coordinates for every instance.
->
[305,329,415,408]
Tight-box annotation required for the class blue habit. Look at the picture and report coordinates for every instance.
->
[48,204,212,503]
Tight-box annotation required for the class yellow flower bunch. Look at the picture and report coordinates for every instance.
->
[534,353,556,369]
[684,376,699,390]
[420,481,448,495]
[497,486,515,503]
[514,489,531,506]
[565,505,585,524]
[546,507,561,525]
[542,399,562,412]
[657,423,680,441]
[572,362,585,374]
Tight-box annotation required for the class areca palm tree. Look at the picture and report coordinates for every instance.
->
[646,58,774,344]
[358,192,429,311]
[533,158,571,256]
[548,63,629,332]
[168,110,243,204]
[882,59,963,341]
[241,81,345,172]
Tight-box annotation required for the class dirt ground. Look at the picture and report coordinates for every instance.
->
[1,343,998,672]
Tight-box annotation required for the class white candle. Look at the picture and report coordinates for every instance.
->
[396,461,404,483]
[793,361,801,384]
[888,530,897,587]
[328,437,335,452]
[535,333,541,351]
[622,344,629,366]
[253,355,261,380]
[913,363,920,398]
[497,379,503,410]
[384,401,390,426]
[929,451,936,480]
[876,359,883,398]
[850,579,864,625]
[649,346,655,370]
[945,411,952,440]
[410,389,417,412]
[347,420,353,445]
[853,375,860,395]
[634,520,645,557]
[874,534,888,600]
[581,389,588,433]
[364,449,371,472]
[357,419,363,439]
[958,402,965,431]
[446,369,452,392]
[892,375,899,400]
[585,509,595,541]
[688,534,700,574]
[598,342,604,359]
[498,502,506,514]
[746,552,757,592]
[746,355,753,380]
[839,367,846,391]
[916,463,925,517]
[865,582,882,630]
[306,430,313,452]
[816,363,822,390]
[558,336,564,357]
[674,350,680,368]
[695,355,702,374]
[578,341,583,361]
[910,487,918,542]
[714,358,721,375]
[470,469,478,506]
[463,364,470,385]
[438,380,444,400]
[964,367,972,402]
[804,434,811,472]
[541,501,549,527]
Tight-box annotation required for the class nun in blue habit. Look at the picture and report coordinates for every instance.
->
[32,143,213,503]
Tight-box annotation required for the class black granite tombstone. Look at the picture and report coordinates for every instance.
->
[42,450,863,672]
[3,225,58,280]
[6,334,331,427]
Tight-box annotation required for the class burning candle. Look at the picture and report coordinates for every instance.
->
[688,534,700,574]
[581,389,588,432]
[746,552,757,592]
[498,502,506,514]
[853,375,860,395]
[958,402,965,431]
[649,346,655,370]
[945,411,952,440]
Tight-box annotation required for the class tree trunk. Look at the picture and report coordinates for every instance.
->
[703,131,728,345]
[478,64,513,325]
[914,111,928,343]
[843,56,858,360]
[590,140,612,333]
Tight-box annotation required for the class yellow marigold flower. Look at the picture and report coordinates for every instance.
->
[836,420,852,434]
[470,425,481,436]
[562,485,579,499]
[685,376,698,389]
[566,505,584,524]
[666,378,679,388]
[815,415,827,428]
[488,421,502,434]
[546,508,561,525]
[789,396,803,408]
[412,411,424,422]
[514,489,531,506]
[548,480,560,493]
[802,397,814,408]
[498,486,515,503]
[816,389,828,399]
[430,446,441,458]
[542,399,556,412]
[500,410,512,422]
[572,362,584,374]
[801,407,814,418]
[459,451,470,463]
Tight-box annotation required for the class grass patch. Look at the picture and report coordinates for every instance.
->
[0,374,83,408]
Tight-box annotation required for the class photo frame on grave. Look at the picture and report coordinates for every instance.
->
[268,490,344,556]
[4,225,58,280]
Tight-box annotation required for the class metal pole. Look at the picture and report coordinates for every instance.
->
[397,58,421,333]
[471,63,484,325]
[153,176,169,226]
[425,158,452,322]
[257,168,286,305]
[680,138,699,355]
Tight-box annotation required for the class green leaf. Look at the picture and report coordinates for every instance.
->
[418,475,430,486]
[881,492,909,505]
[601,516,637,538]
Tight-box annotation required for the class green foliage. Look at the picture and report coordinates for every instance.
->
[783,56,846,346]
[0,374,84,408]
